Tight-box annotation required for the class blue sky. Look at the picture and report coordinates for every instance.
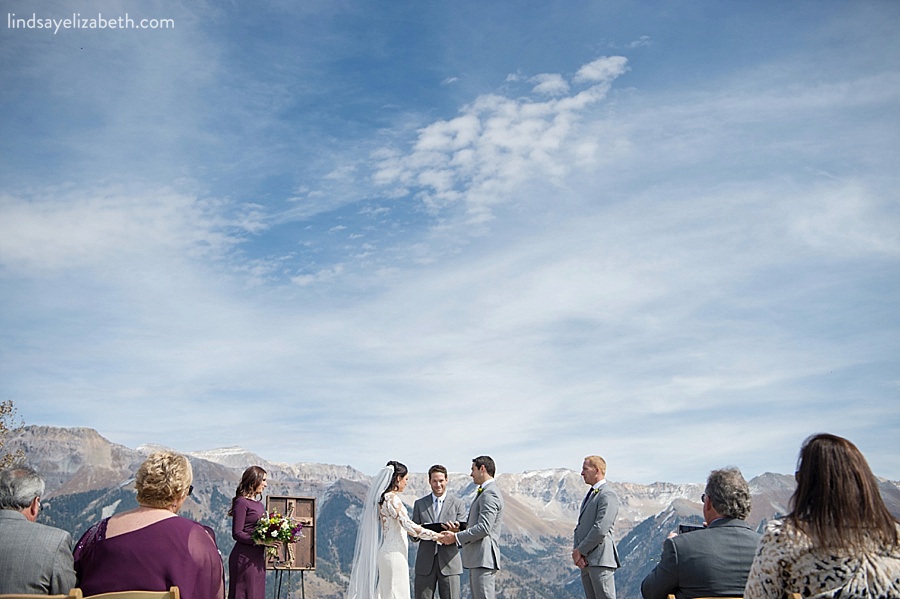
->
[2,0,898,484]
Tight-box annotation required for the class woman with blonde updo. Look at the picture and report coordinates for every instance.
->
[74,450,224,599]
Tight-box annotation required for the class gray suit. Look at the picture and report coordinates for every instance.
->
[573,483,620,599]
[454,481,503,599]
[0,510,76,594]
[640,517,761,599]
[412,493,467,599]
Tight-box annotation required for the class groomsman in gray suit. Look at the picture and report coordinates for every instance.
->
[573,455,620,599]
[412,464,468,599]
[0,466,76,593]
[440,456,504,599]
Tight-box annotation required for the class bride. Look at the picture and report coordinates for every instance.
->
[347,461,450,599]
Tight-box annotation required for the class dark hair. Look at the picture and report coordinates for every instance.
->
[705,467,751,520]
[789,433,898,551]
[472,456,496,477]
[229,465,267,517]
[379,461,408,505]
[428,464,448,479]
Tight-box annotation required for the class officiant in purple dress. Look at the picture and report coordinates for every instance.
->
[74,450,224,599]
[228,466,268,599]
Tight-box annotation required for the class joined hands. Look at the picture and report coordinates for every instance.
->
[436,520,461,545]
[437,531,456,545]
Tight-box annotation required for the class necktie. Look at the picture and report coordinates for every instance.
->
[581,489,593,509]
[477,486,483,494]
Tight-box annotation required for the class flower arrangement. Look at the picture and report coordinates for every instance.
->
[253,511,304,559]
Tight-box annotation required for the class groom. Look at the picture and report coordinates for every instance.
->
[440,456,504,599]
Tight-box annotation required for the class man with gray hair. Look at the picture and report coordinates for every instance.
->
[640,467,761,599]
[0,466,76,593]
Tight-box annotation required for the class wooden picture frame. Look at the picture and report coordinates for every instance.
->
[264,496,316,570]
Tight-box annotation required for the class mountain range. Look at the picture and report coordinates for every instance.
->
[7,426,900,599]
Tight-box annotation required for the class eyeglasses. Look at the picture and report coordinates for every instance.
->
[701,493,707,502]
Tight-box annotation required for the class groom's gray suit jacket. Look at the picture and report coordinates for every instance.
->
[412,493,467,577]
[455,481,503,570]
[574,483,621,569]
[0,510,76,594]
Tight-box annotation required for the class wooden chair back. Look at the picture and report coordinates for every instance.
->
[665,592,802,599]
[82,588,180,599]
[1,590,82,599]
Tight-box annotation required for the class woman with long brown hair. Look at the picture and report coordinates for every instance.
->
[745,433,900,598]
[228,466,268,599]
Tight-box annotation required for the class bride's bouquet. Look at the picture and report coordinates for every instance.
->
[253,511,304,558]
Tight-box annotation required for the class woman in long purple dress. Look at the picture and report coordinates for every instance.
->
[228,466,268,599]
[74,450,224,599]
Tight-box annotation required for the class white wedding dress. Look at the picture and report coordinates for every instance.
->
[347,467,441,599]
[376,492,441,599]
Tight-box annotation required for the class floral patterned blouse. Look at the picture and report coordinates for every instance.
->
[744,519,900,599]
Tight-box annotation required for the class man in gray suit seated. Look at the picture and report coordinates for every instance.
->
[573,455,621,599]
[641,467,761,599]
[412,464,468,599]
[0,466,76,594]
[440,456,504,599]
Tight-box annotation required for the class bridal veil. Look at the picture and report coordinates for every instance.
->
[347,465,393,599]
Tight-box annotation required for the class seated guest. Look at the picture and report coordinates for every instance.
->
[641,467,761,599]
[0,466,76,593]
[74,450,224,599]
[745,433,900,599]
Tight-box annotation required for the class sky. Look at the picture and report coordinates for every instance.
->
[1,0,898,484]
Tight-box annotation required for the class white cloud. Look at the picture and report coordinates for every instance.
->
[626,35,652,49]
[0,186,250,275]
[573,56,629,84]
[530,73,570,96]
[290,264,345,286]
[789,182,900,257]
[373,56,630,223]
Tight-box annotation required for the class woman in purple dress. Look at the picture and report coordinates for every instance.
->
[74,450,224,599]
[228,466,268,599]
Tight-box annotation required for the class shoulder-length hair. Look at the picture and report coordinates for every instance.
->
[789,433,898,551]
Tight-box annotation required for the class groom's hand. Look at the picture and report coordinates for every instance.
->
[443,520,461,532]
[437,531,456,545]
